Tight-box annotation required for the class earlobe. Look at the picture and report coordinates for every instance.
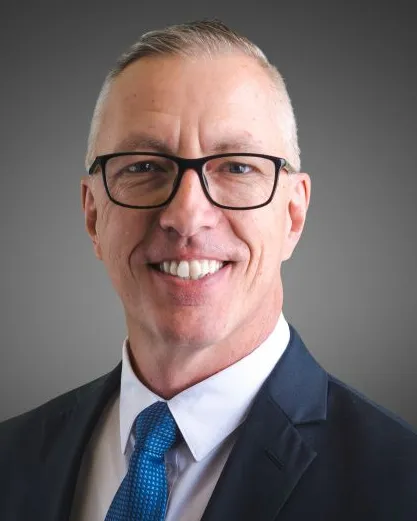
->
[282,173,311,261]
[81,179,103,260]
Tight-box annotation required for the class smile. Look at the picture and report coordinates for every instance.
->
[153,259,228,280]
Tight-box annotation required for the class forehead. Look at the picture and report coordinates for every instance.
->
[97,53,285,156]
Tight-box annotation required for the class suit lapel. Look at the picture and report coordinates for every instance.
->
[28,362,122,521]
[200,393,317,521]
[201,325,328,521]
[24,325,326,521]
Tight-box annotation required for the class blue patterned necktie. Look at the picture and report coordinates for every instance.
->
[105,401,178,521]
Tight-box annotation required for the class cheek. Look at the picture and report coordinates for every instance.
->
[243,203,288,270]
[96,206,150,266]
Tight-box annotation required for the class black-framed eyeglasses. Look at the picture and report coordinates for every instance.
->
[88,152,296,210]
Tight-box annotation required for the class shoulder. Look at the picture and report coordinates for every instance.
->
[0,367,120,459]
[293,372,417,515]
[285,324,417,446]
[326,374,416,439]
[1,370,109,430]
[317,374,417,486]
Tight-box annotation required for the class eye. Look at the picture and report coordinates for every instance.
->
[222,162,253,174]
[125,161,165,174]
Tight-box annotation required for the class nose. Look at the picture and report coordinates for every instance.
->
[159,168,221,237]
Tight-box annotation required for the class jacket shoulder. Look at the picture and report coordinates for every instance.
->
[0,367,118,453]
[320,374,417,499]
[0,365,121,519]
[292,373,417,517]
[327,374,417,438]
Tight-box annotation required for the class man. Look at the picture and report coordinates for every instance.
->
[1,18,416,521]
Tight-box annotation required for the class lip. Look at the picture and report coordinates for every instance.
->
[148,255,231,264]
[149,261,232,303]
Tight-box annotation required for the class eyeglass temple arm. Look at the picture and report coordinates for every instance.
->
[283,159,297,174]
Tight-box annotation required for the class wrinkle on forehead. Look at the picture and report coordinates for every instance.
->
[96,54,287,158]
[112,128,267,157]
[98,110,181,155]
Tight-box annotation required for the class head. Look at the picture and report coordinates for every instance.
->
[81,19,311,360]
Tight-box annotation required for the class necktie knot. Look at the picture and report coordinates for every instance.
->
[135,401,178,458]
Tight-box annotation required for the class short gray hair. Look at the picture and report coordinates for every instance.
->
[85,19,301,171]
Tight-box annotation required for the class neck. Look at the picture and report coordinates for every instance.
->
[125,308,280,399]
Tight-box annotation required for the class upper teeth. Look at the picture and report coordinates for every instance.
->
[160,259,224,279]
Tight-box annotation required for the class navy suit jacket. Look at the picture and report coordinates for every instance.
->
[1,325,417,520]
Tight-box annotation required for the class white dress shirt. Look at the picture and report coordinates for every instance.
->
[70,313,290,521]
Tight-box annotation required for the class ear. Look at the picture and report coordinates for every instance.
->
[282,173,311,261]
[81,177,103,260]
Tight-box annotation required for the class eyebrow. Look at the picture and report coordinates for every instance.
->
[113,133,173,155]
[112,132,266,156]
[210,136,265,153]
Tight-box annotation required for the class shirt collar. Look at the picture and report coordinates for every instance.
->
[119,313,290,461]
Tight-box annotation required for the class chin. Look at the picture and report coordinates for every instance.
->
[157,315,228,351]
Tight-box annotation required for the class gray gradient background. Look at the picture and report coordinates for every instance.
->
[0,1,416,427]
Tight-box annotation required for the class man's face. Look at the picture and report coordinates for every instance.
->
[82,53,310,353]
